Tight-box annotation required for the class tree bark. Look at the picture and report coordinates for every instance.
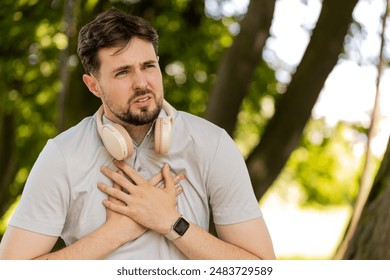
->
[0,112,18,217]
[205,0,276,136]
[335,0,389,259]
[246,0,359,199]
[58,0,78,132]
[343,136,390,259]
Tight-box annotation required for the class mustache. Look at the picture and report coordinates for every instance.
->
[133,87,154,97]
[127,87,156,105]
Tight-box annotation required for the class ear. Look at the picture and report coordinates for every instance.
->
[82,74,101,98]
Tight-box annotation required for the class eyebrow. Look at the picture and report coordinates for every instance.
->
[112,65,131,73]
[111,60,158,73]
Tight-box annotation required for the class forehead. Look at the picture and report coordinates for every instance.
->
[98,38,157,70]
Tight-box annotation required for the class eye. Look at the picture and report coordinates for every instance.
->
[115,70,127,77]
[144,63,156,70]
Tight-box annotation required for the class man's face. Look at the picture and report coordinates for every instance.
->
[95,37,164,126]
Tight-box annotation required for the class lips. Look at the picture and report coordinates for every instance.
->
[132,94,154,108]
[133,93,152,102]
[136,96,151,103]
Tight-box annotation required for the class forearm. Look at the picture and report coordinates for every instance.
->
[172,222,260,260]
[35,224,123,260]
[98,162,274,260]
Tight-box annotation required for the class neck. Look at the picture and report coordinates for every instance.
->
[123,122,153,145]
[102,108,154,145]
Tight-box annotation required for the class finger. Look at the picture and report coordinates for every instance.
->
[109,170,126,204]
[149,172,163,186]
[113,160,147,186]
[174,174,185,185]
[113,170,124,190]
[102,199,130,216]
[162,163,175,191]
[175,185,183,197]
[148,167,185,186]
[101,166,136,194]
[154,173,185,190]
[97,182,130,204]
[108,192,123,204]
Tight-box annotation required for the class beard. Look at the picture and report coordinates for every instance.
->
[104,88,163,126]
[116,103,161,126]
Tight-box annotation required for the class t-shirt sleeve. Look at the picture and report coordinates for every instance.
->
[207,130,262,225]
[9,139,70,236]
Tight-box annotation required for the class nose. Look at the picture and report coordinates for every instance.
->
[132,69,148,90]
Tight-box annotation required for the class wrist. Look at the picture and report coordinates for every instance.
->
[164,215,190,241]
[161,211,182,235]
[95,223,126,251]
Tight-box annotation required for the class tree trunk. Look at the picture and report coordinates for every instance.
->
[335,0,389,259]
[58,0,78,132]
[246,0,359,199]
[343,136,390,259]
[205,0,276,136]
[0,112,18,217]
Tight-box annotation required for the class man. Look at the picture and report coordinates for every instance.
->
[0,9,275,260]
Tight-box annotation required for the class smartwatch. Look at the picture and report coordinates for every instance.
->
[164,216,190,241]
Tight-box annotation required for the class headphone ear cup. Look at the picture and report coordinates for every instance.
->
[100,123,134,160]
[154,116,172,154]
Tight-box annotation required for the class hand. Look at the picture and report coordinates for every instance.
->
[98,161,185,235]
[98,169,147,245]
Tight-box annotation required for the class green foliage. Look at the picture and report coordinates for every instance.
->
[0,0,248,234]
[0,0,64,224]
[234,62,279,157]
[0,0,373,239]
[0,197,20,234]
[150,5,232,115]
[275,119,362,207]
[234,71,363,208]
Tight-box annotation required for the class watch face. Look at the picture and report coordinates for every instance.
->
[174,217,190,236]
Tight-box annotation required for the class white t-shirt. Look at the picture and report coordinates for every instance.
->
[10,107,262,259]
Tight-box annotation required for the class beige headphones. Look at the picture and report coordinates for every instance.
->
[96,100,174,160]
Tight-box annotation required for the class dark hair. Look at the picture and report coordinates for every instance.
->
[77,9,159,75]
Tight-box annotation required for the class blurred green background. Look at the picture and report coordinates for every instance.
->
[1,0,389,259]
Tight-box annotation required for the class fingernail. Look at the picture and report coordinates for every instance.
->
[174,174,184,181]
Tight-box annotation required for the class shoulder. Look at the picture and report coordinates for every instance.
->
[41,113,109,169]
[174,110,226,138]
[176,110,237,146]
[52,114,100,153]
[171,110,239,164]
[54,115,97,143]
[29,114,100,177]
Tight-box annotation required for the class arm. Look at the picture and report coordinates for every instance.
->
[0,226,58,260]
[0,168,183,260]
[0,178,144,259]
[172,217,275,260]
[0,204,145,260]
[0,215,274,260]
[99,160,275,260]
[0,222,130,260]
